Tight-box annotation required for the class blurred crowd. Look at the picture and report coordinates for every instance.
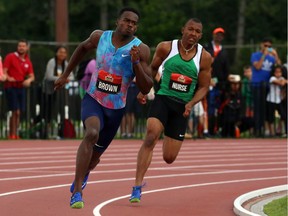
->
[0,31,287,140]
[184,29,287,139]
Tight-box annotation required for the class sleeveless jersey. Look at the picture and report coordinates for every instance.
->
[86,30,142,109]
[157,40,203,102]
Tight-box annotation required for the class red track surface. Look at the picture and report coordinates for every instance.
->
[0,138,286,216]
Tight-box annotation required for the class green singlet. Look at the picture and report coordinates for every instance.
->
[157,40,203,103]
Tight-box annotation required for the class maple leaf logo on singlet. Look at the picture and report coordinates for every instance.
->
[262,59,273,71]
[177,75,186,83]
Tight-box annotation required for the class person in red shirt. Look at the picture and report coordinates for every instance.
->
[3,39,35,139]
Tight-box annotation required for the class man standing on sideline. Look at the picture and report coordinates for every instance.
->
[129,18,212,203]
[205,27,229,91]
[204,27,229,137]
[3,39,35,139]
[250,38,281,136]
[54,7,153,209]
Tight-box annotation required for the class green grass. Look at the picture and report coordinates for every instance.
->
[263,196,287,216]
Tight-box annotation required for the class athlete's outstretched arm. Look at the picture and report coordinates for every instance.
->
[54,30,103,90]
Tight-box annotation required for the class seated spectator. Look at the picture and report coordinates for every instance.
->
[218,75,253,137]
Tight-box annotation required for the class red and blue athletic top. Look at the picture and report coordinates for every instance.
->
[86,31,142,109]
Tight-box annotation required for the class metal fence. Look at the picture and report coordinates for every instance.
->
[0,81,149,140]
[0,80,287,140]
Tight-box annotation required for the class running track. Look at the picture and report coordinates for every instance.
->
[0,139,286,216]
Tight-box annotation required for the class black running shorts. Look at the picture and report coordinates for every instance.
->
[148,94,188,141]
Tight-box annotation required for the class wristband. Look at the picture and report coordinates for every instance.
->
[261,55,265,60]
[133,60,140,65]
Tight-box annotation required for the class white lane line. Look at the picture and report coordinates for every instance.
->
[92,176,286,216]
[0,169,286,196]
[0,152,286,165]
[0,146,284,157]
[0,161,286,181]
[0,143,285,156]
[0,156,286,172]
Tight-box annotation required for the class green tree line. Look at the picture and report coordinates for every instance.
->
[0,0,287,81]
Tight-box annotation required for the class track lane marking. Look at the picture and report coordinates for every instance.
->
[0,169,286,196]
[92,176,286,216]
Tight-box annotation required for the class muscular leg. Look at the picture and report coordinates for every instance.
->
[162,136,183,164]
[72,116,100,194]
[134,118,163,186]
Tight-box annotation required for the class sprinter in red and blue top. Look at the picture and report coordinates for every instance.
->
[54,7,153,209]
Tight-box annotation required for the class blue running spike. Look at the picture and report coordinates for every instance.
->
[70,172,90,193]
[129,185,142,203]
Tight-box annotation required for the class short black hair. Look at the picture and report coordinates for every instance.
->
[18,39,29,45]
[262,37,273,43]
[243,65,251,70]
[118,7,140,19]
[55,44,67,54]
[185,18,202,26]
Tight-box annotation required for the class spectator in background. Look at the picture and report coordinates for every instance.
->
[206,78,220,136]
[204,27,229,137]
[265,65,287,137]
[241,65,253,118]
[185,101,205,139]
[278,64,287,137]
[218,75,253,137]
[120,78,141,138]
[0,52,7,81]
[205,27,229,92]
[42,45,74,137]
[79,59,96,99]
[250,37,281,136]
[3,39,35,139]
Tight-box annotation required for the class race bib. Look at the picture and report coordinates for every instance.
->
[169,73,192,93]
[96,70,122,94]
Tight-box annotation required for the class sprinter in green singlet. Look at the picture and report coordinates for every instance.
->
[129,18,212,203]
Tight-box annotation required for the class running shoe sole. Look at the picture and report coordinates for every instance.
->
[129,197,141,203]
[70,192,84,209]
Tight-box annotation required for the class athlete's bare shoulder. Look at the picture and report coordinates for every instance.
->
[155,41,173,59]
[138,42,150,53]
[201,47,212,59]
[200,47,212,71]
[89,30,104,46]
[157,41,173,51]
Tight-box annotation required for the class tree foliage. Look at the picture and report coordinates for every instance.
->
[0,0,286,45]
[0,0,286,81]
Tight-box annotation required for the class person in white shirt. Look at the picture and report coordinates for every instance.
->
[265,65,288,136]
